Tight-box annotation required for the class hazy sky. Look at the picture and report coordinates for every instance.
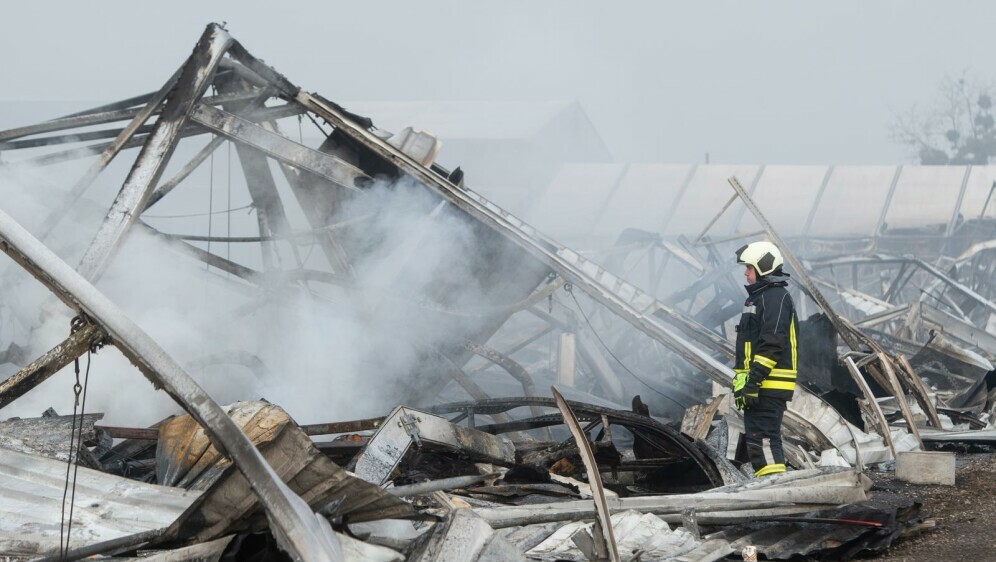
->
[3,1,993,164]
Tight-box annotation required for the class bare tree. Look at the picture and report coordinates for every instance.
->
[891,72,996,165]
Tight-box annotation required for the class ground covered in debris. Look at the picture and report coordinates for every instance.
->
[872,453,996,561]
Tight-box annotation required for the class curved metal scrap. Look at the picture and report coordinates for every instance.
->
[551,386,620,562]
[431,397,727,488]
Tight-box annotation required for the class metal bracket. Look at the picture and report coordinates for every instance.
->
[399,413,423,448]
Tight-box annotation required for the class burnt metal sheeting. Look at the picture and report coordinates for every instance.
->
[0,412,107,468]
[408,508,525,562]
[520,510,709,562]
[707,492,921,561]
[432,397,727,490]
[352,406,516,485]
[474,468,871,529]
[0,446,199,558]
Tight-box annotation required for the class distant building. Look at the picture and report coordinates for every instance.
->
[523,163,996,256]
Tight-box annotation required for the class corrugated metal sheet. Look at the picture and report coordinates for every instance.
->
[0,446,199,558]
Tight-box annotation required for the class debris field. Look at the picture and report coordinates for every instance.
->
[2,23,996,562]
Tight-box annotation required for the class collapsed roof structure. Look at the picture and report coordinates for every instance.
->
[0,22,990,561]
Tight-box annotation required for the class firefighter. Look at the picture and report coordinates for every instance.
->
[732,241,797,477]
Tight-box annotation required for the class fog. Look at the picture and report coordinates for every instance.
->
[2,1,995,165]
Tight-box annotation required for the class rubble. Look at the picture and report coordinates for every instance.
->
[0,21,992,561]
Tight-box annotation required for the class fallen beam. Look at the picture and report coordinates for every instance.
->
[475,469,870,528]
[0,162,338,560]
[0,322,107,410]
[388,473,497,497]
[552,386,620,562]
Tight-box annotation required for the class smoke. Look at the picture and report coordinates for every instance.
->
[0,158,518,428]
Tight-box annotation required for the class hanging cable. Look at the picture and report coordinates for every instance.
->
[565,285,688,410]
[64,347,91,553]
[143,203,254,219]
[58,355,80,557]
[226,140,232,275]
[59,316,93,557]
[206,147,215,268]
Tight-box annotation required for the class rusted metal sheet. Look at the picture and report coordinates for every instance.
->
[157,401,291,490]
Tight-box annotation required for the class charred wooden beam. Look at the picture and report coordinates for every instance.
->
[97,425,159,440]
[0,322,107,410]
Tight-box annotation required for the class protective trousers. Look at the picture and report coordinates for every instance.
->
[744,395,787,477]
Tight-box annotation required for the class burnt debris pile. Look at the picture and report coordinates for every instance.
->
[0,23,991,561]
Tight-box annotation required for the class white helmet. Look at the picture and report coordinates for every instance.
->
[735,241,784,276]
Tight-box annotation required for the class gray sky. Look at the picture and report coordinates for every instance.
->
[2,1,992,164]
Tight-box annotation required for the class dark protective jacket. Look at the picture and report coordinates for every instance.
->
[734,274,798,401]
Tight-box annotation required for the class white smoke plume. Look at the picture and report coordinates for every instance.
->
[0,142,515,428]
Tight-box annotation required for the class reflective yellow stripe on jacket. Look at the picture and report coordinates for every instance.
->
[740,316,798,398]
